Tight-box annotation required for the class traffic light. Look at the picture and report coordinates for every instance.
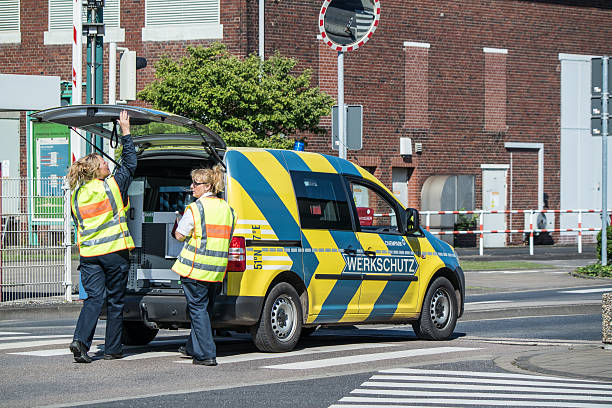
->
[591,57,611,136]
[119,49,147,101]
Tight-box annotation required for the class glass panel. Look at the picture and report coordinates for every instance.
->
[291,171,352,231]
[350,182,399,232]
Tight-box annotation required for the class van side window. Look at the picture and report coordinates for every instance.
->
[291,171,352,230]
[349,181,400,234]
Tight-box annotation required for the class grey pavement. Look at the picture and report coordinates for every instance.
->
[1,243,611,384]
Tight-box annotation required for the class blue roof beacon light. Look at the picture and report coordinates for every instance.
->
[293,140,305,151]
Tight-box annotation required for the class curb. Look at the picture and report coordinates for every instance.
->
[0,303,82,321]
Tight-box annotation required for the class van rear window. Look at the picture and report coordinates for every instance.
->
[290,171,352,231]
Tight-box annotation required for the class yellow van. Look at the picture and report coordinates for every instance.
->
[32,105,465,352]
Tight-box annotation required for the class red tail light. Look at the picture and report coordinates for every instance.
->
[227,236,246,272]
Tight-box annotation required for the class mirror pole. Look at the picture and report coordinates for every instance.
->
[338,51,346,159]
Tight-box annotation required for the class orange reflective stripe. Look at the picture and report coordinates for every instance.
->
[206,224,231,239]
[79,199,113,219]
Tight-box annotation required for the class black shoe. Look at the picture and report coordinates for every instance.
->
[193,358,217,366]
[178,346,192,357]
[103,353,124,360]
[69,340,92,364]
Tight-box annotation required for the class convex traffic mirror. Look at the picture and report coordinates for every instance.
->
[319,0,380,52]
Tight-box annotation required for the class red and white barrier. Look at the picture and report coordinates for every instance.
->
[415,209,612,256]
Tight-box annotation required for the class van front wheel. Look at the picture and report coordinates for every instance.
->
[412,277,457,340]
[250,283,302,352]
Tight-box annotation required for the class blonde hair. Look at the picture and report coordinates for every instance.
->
[191,164,225,195]
[67,153,101,190]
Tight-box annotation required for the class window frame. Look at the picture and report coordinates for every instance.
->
[344,175,408,236]
[44,0,124,45]
[290,170,356,232]
[0,0,21,44]
[142,0,222,42]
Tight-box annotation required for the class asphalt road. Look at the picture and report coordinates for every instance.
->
[1,264,611,407]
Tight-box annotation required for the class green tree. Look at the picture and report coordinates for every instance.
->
[138,43,334,149]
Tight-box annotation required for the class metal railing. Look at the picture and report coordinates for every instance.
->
[0,177,71,304]
[420,209,612,256]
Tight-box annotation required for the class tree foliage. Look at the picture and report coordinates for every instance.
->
[138,43,334,149]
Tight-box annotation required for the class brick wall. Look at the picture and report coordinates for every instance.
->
[3,0,612,242]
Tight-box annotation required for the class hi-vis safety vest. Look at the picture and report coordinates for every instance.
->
[172,196,236,282]
[71,177,135,257]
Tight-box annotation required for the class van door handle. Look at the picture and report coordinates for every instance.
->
[344,248,357,256]
[364,250,376,258]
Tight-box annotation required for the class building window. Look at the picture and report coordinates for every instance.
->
[44,0,123,45]
[0,0,21,44]
[142,0,222,42]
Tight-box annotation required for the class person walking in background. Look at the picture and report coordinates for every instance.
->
[67,110,137,363]
[172,164,235,366]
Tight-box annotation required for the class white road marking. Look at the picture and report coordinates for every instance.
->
[8,344,104,356]
[363,380,612,395]
[466,270,566,274]
[560,287,612,294]
[330,368,612,408]
[0,331,29,335]
[380,367,602,381]
[353,388,612,402]
[175,341,414,364]
[0,335,73,341]
[335,396,611,407]
[0,338,75,350]
[465,300,510,305]
[122,351,178,360]
[263,347,480,370]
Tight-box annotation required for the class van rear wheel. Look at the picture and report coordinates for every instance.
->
[250,282,302,352]
[412,277,457,340]
[122,321,159,345]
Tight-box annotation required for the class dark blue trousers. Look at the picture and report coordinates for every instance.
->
[73,250,130,355]
[182,278,220,361]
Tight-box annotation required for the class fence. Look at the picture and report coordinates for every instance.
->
[420,209,612,256]
[0,177,71,304]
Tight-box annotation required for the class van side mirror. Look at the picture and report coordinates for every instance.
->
[404,208,420,234]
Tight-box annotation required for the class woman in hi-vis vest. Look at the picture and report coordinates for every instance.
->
[172,165,235,366]
[68,111,136,363]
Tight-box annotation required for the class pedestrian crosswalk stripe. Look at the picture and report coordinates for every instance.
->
[352,388,612,402]
[0,331,29,336]
[370,374,612,390]
[363,380,612,395]
[330,368,612,408]
[380,367,604,382]
[334,396,612,408]
[263,347,480,370]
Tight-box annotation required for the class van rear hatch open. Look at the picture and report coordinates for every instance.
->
[31,104,227,298]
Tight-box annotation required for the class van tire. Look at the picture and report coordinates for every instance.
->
[122,321,159,346]
[412,277,457,340]
[250,283,302,352]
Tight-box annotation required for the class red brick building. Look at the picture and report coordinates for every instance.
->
[1,0,611,246]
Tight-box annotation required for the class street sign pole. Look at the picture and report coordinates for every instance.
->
[603,56,608,266]
[338,51,346,159]
[319,0,380,158]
